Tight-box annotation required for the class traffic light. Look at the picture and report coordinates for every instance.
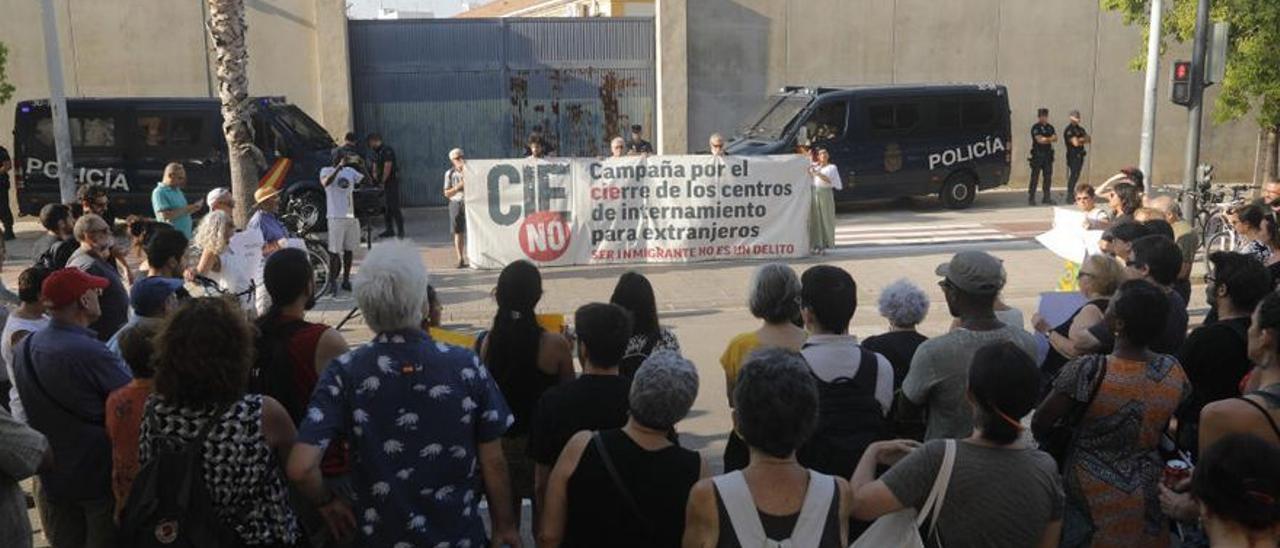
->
[1171,61,1192,106]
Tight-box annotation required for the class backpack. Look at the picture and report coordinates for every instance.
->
[116,409,244,548]
[250,319,309,424]
[619,334,661,379]
[797,347,887,479]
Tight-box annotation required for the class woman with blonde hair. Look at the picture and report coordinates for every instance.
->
[1032,253,1125,388]
[188,210,251,308]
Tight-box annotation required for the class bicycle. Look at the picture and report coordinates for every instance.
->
[280,211,334,292]
[190,274,258,319]
[1176,182,1252,275]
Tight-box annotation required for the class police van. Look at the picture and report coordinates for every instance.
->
[12,97,337,227]
[726,83,1012,209]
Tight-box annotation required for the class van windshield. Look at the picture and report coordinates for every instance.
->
[738,95,811,141]
[268,104,335,149]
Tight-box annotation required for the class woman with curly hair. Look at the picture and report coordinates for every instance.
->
[864,278,931,440]
[138,297,301,546]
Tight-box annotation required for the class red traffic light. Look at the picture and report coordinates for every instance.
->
[1174,61,1191,81]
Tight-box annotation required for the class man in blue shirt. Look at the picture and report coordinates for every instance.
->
[151,162,202,239]
[288,241,519,547]
[13,268,131,547]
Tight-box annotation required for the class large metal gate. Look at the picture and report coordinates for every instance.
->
[348,17,656,207]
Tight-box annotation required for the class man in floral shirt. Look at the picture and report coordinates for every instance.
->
[288,241,519,547]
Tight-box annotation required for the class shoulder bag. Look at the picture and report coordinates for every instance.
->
[851,439,956,548]
[1037,355,1108,472]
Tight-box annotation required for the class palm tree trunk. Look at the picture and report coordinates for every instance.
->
[207,0,258,228]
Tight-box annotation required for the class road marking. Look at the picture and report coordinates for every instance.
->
[832,222,1020,248]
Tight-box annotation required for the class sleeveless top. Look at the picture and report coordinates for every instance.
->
[712,471,842,548]
[486,332,558,438]
[562,429,702,547]
[1041,298,1108,387]
[2,314,48,419]
[138,394,300,545]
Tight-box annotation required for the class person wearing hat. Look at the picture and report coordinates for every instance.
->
[105,277,184,356]
[206,187,235,215]
[901,251,1038,440]
[1028,107,1057,206]
[249,184,290,257]
[13,268,131,546]
[627,124,653,156]
[151,162,203,239]
[67,214,130,342]
[1063,110,1090,199]
[443,148,469,268]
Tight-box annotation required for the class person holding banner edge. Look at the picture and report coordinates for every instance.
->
[809,148,842,255]
[444,148,468,269]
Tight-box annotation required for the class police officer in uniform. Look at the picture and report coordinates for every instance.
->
[1063,110,1090,199]
[1028,107,1057,205]
[627,124,653,155]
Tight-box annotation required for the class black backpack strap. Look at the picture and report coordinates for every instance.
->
[1236,395,1280,443]
[852,347,879,388]
[591,431,656,537]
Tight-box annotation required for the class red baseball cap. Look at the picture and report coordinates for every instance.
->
[42,268,109,308]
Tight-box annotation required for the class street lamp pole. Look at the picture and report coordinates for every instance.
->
[38,0,77,204]
[1139,0,1163,186]
[1181,0,1211,221]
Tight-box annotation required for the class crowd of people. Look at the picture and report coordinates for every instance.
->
[0,164,1277,548]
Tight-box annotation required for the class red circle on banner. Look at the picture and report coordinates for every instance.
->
[518,211,572,262]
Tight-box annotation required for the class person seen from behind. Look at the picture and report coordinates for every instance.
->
[13,268,130,547]
[539,350,706,548]
[683,348,853,547]
[851,342,1065,548]
[137,297,301,546]
[1185,434,1280,547]
[863,278,931,440]
[206,187,235,215]
[107,276,183,355]
[1033,279,1189,548]
[902,251,1038,440]
[609,271,681,378]
[1195,289,1280,454]
[289,240,520,547]
[531,303,633,513]
[35,203,77,270]
[795,265,893,478]
[480,259,574,531]
[2,267,51,421]
[719,263,807,471]
[104,322,159,520]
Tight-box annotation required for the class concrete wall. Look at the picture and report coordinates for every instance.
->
[661,0,1260,188]
[0,0,352,156]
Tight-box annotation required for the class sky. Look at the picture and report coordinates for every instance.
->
[346,0,477,19]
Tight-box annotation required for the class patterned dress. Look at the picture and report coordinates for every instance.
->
[1053,354,1188,548]
[138,394,300,546]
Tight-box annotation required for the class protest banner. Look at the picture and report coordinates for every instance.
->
[464,155,812,269]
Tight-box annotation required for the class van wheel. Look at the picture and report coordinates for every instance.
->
[941,172,977,209]
[287,190,326,233]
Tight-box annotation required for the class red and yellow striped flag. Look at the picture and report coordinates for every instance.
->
[257,158,292,192]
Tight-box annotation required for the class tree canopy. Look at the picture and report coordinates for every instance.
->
[0,43,15,106]
[1103,0,1280,128]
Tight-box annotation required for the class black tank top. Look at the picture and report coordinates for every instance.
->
[712,478,843,548]
[486,332,558,437]
[1041,299,1109,386]
[562,429,702,548]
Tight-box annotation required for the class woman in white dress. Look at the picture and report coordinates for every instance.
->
[189,211,252,310]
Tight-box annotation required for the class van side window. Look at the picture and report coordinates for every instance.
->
[868,103,920,133]
[69,116,116,148]
[137,114,206,149]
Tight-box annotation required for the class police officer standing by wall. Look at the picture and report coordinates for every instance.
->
[1029,107,1057,205]
[1063,109,1090,199]
[368,133,404,239]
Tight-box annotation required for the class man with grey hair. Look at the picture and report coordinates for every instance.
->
[903,251,1037,440]
[530,303,633,512]
[443,148,468,268]
[288,240,520,547]
[608,137,626,158]
[1145,192,1198,302]
[709,133,726,156]
[537,349,706,547]
[67,214,129,341]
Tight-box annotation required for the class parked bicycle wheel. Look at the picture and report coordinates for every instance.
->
[1204,230,1246,275]
[304,239,332,292]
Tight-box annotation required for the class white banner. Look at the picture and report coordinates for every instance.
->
[464,155,812,269]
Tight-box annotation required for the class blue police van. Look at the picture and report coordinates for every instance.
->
[12,97,338,228]
[726,83,1012,209]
